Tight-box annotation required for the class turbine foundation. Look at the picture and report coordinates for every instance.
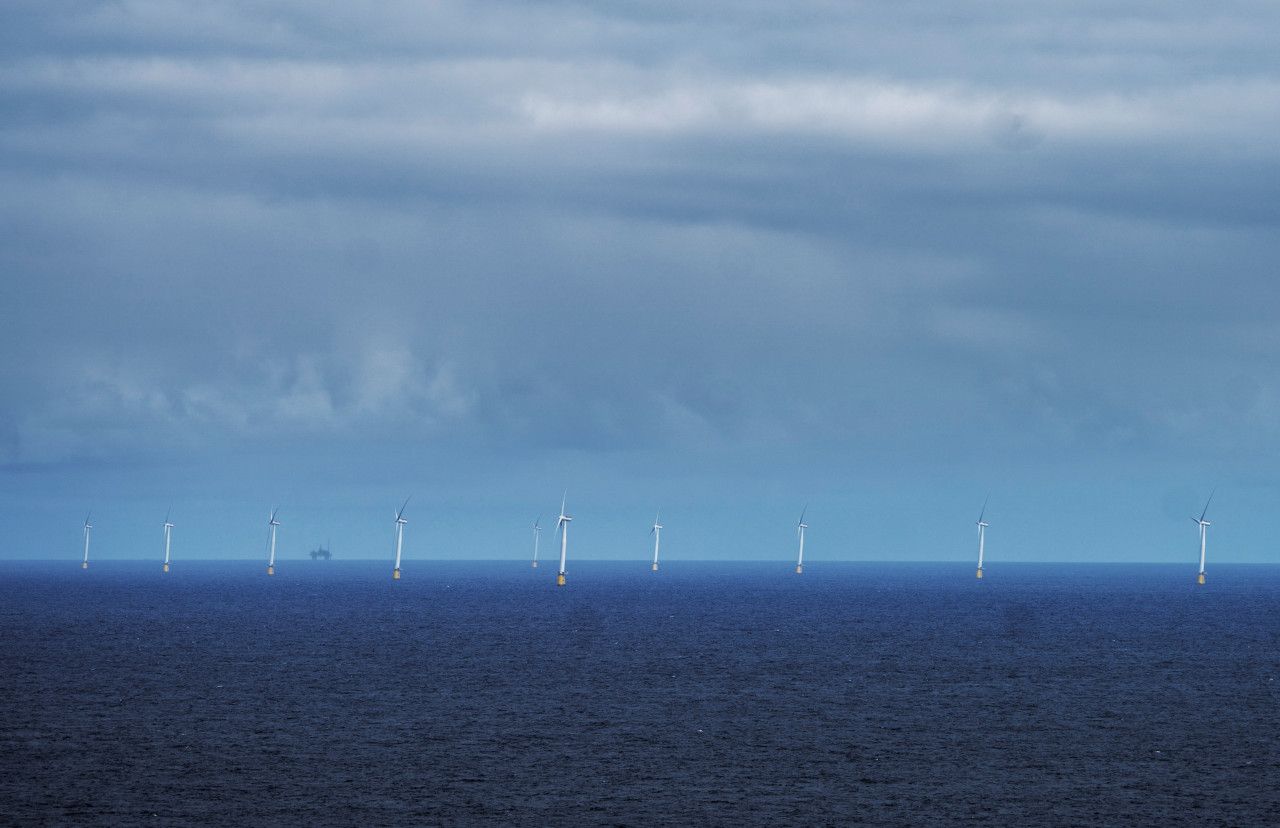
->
[531,561,537,568]
[653,562,658,570]
[796,565,803,574]
[393,568,400,580]
[164,563,169,572]
[1198,573,1205,584]
[557,573,566,586]
[82,561,87,570]
[267,565,274,575]
[977,568,983,578]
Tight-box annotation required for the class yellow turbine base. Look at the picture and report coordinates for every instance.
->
[557,573,566,586]
[532,561,537,567]
[1198,573,1205,584]
[82,561,88,569]
[977,568,983,578]
[267,565,274,575]
[796,565,803,574]
[653,562,658,570]
[164,563,169,572]
[394,569,400,580]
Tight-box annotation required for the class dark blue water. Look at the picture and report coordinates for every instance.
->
[2,561,1278,826]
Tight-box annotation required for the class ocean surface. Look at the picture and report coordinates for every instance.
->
[2,560,1278,827]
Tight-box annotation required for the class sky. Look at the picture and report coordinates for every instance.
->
[3,1,1279,564]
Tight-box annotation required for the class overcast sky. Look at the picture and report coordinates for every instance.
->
[3,1,1279,565]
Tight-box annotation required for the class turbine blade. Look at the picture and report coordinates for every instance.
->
[1200,489,1215,522]
[561,491,567,516]
[978,493,989,523]
[799,504,808,525]
[397,496,411,520]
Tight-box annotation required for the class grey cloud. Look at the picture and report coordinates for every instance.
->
[3,0,1279,478]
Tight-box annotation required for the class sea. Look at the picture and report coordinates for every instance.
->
[2,560,1278,827]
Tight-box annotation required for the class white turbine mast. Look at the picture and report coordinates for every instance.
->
[532,515,542,568]
[82,510,93,570]
[267,507,280,575]
[393,497,410,580]
[1192,489,1214,584]
[650,511,663,570]
[796,505,808,574]
[976,496,989,579]
[163,507,174,572]
[554,493,571,586]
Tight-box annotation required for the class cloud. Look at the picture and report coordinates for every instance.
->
[2,0,1279,477]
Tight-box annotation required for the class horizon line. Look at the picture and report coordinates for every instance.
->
[3,558,1274,566]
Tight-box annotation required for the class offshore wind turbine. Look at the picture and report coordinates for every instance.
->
[531,515,542,568]
[393,497,409,579]
[163,507,174,572]
[795,506,808,574]
[266,507,280,575]
[554,494,571,586]
[82,511,93,569]
[1193,490,1214,584]
[975,496,989,579]
[650,511,663,570]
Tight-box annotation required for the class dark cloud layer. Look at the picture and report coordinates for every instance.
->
[3,1,1279,561]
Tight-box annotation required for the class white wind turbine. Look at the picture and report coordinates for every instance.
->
[795,505,808,574]
[82,510,93,570]
[163,507,174,572]
[554,493,571,586]
[393,497,409,579]
[531,515,542,568]
[1193,490,1214,584]
[266,507,280,575]
[975,496,989,579]
[650,511,663,570]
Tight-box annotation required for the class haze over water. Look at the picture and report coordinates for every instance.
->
[3,561,1277,826]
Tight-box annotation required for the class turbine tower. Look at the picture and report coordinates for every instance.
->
[532,515,542,568]
[393,497,409,579]
[554,493,571,586]
[650,511,663,570]
[266,507,280,575]
[82,511,93,570]
[163,507,174,572]
[796,505,808,574]
[976,496,989,579]
[1193,490,1214,584]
